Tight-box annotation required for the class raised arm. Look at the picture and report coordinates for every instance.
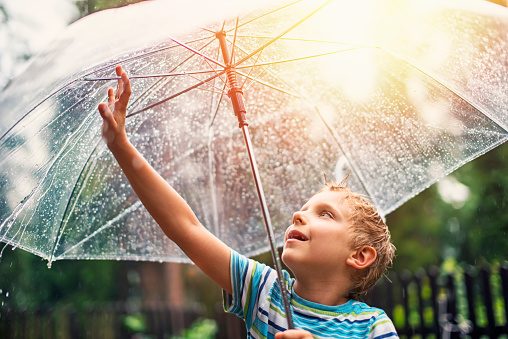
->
[98,66,232,294]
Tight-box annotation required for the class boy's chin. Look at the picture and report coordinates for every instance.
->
[280,250,289,266]
[280,250,296,271]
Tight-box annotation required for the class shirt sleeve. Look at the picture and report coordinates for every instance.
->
[368,312,399,339]
[222,249,272,328]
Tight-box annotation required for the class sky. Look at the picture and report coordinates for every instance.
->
[0,0,79,89]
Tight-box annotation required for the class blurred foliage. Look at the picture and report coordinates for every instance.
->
[0,245,123,309]
[123,313,148,334]
[172,318,218,339]
[75,0,147,16]
[387,142,508,272]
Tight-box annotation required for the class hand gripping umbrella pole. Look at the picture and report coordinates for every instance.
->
[217,31,295,329]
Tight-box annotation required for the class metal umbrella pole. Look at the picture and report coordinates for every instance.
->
[217,31,295,329]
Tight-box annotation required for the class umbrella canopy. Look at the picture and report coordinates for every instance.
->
[0,0,507,264]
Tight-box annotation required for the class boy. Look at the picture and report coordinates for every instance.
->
[98,66,398,339]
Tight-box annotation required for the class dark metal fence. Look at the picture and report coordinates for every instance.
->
[0,302,246,338]
[1,262,506,338]
[364,262,508,338]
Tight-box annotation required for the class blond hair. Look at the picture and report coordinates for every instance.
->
[320,175,395,299]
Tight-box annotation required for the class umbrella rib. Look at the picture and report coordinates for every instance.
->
[209,44,229,128]
[188,78,227,93]
[49,150,99,262]
[128,36,219,111]
[236,69,301,98]
[232,0,335,68]
[126,70,226,118]
[231,35,368,47]
[189,86,228,95]
[312,106,376,206]
[235,47,364,69]
[185,72,228,94]
[240,47,265,90]
[79,35,216,79]
[170,37,226,69]
[56,201,144,259]
[209,82,228,128]
[230,17,240,66]
[199,26,216,34]
[201,57,228,88]
[242,66,271,92]
[222,41,303,97]
[48,113,104,263]
[82,70,219,82]
[206,78,228,237]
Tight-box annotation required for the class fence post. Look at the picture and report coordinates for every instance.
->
[20,309,27,339]
[114,302,128,339]
[415,269,426,338]
[480,266,496,337]
[363,277,399,332]
[145,305,157,337]
[385,273,395,321]
[399,270,412,336]
[69,308,80,339]
[428,266,441,337]
[444,274,460,339]
[500,262,508,335]
[5,308,15,338]
[35,308,43,339]
[464,266,479,338]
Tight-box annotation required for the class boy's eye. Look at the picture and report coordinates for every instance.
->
[320,211,333,218]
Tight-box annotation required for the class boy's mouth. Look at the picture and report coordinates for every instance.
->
[286,230,308,242]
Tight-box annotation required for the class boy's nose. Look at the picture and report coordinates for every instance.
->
[292,211,306,225]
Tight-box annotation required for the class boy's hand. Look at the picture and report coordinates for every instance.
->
[98,65,131,149]
[275,329,314,339]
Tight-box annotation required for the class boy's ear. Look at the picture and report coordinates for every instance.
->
[346,246,377,269]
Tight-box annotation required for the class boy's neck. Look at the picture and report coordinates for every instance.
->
[292,276,351,306]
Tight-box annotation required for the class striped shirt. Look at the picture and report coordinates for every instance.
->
[224,250,399,339]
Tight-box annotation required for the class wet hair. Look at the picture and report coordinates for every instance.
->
[320,174,395,299]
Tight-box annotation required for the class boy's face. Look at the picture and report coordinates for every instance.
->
[282,189,354,272]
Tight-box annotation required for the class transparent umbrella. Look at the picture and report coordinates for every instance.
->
[1,0,507,265]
